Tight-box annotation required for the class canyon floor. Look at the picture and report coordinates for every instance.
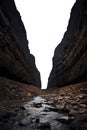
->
[0,77,87,130]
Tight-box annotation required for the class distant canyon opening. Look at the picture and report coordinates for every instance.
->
[14,0,76,89]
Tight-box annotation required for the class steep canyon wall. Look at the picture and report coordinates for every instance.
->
[0,0,41,88]
[48,0,87,88]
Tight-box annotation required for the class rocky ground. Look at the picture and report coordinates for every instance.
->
[0,77,87,130]
[42,82,87,130]
[0,76,41,104]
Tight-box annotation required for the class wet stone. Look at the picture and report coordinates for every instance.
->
[19,116,32,126]
[47,100,54,105]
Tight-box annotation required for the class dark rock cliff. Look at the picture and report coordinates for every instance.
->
[0,0,41,88]
[48,0,87,89]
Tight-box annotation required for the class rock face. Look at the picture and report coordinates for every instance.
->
[48,0,87,88]
[0,0,41,87]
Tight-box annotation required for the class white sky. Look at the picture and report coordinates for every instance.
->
[14,0,75,89]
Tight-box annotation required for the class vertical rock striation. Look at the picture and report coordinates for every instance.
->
[48,0,87,89]
[0,0,41,88]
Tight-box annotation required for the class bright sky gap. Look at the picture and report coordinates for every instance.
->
[14,0,76,89]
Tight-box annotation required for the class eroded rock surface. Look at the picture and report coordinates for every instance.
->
[0,0,41,87]
[48,0,87,88]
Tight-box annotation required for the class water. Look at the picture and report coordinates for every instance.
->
[12,96,70,130]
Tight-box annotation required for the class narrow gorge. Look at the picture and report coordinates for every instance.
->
[0,0,87,130]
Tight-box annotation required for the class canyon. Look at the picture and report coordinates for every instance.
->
[0,0,87,130]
